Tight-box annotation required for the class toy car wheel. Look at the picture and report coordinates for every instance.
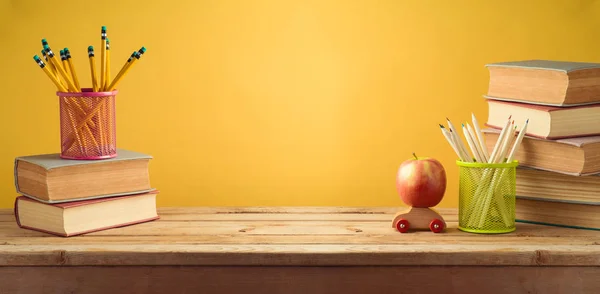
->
[429,219,444,233]
[396,219,409,233]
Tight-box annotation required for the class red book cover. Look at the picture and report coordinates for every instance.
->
[14,191,159,237]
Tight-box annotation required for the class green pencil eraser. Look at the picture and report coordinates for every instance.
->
[41,49,46,55]
[34,55,41,61]
[64,47,69,51]
[102,26,106,30]
[88,45,94,51]
[43,44,49,49]
[59,49,64,54]
[140,47,146,53]
[41,39,47,44]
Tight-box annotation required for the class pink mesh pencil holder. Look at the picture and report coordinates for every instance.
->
[57,88,118,160]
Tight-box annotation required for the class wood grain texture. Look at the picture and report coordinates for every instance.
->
[0,207,599,267]
[1,266,599,294]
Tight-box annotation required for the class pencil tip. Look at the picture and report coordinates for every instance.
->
[526,119,529,123]
[461,123,465,127]
[509,115,512,120]
[446,117,449,121]
[439,124,444,128]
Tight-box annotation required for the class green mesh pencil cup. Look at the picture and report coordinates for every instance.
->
[457,160,518,234]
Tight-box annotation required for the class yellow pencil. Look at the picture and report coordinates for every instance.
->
[33,55,67,92]
[64,48,81,92]
[68,47,147,148]
[60,49,72,83]
[88,46,99,92]
[44,45,77,92]
[65,47,94,130]
[107,46,146,91]
[109,51,136,91]
[100,26,107,91]
[41,39,56,76]
[35,54,87,153]
[103,38,112,152]
[42,48,63,88]
[64,101,87,156]
[64,47,96,128]
[103,38,111,91]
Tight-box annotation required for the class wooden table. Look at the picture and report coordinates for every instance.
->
[1,207,600,294]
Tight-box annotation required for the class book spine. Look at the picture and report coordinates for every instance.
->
[14,197,69,237]
[13,197,20,227]
[13,159,21,195]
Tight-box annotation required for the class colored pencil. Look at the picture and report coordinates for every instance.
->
[446,118,472,162]
[471,113,490,160]
[463,123,484,162]
[440,124,464,161]
[487,115,511,163]
[506,119,528,162]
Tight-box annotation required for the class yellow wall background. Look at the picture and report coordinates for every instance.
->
[1,0,600,208]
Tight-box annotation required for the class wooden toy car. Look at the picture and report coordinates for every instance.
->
[392,207,446,233]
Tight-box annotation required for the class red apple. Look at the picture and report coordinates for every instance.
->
[395,153,446,208]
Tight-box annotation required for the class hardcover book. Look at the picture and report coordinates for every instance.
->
[14,149,154,203]
[516,166,600,203]
[483,128,600,175]
[14,191,159,237]
[485,99,600,139]
[486,60,600,106]
[516,197,600,231]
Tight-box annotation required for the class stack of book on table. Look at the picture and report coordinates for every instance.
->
[13,149,159,237]
[482,60,600,230]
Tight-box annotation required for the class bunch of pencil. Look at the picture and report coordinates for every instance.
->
[32,26,147,157]
[440,114,529,228]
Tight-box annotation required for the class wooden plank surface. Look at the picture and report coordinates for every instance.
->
[1,266,598,294]
[1,207,600,267]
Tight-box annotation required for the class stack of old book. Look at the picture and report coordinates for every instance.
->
[482,60,600,230]
[13,149,159,237]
